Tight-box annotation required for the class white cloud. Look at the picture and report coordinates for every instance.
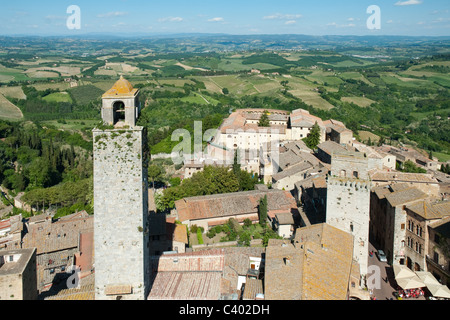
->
[97,12,128,18]
[327,22,356,28]
[395,0,422,6]
[158,17,184,22]
[263,13,303,20]
[208,17,224,22]
[285,20,297,25]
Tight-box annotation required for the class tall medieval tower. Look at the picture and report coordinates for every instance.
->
[93,76,150,300]
[326,151,372,279]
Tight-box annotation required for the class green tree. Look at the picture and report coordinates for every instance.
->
[238,230,252,247]
[148,164,163,190]
[399,160,427,174]
[258,195,268,226]
[303,122,321,150]
[258,110,270,127]
[169,177,181,187]
[232,149,241,176]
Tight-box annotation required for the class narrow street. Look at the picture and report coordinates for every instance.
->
[368,241,396,300]
[368,242,426,301]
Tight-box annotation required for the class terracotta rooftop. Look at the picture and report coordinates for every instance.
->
[429,216,450,238]
[275,212,295,225]
[385,187,428,207]
[44,274,95,300]
[264,240,304,300]
[242,278,264,300]
[22,212,93,255]
[265,223,354,300]
[370,170,438,184]
[102,75,138,98]
[406,200,450,220]
[148,271,223,300]
[317,140,348,155]
[148,249,226,300]
[272,161,313,182]
[175,189,297,222]
[218,109,288,134]
[290,108,324,128]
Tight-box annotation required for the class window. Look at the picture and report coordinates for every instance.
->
[433,252,439,264]
[350,223,354,232]
[353,171,359,178]
[435,233,441,243]
[401,223,405,230]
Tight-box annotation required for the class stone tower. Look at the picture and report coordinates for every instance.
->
[93,76,150,300]
[326,151,372,278]
[101,75,141,127]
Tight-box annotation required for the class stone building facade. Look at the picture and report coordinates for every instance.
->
[404,201,450,276]
[326,152,372,277]
[427,216,450,286]
[0,248,37,300]
[93,77,150,300]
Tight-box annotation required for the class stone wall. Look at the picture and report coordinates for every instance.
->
[93,127,150,300]
[326,176,371,276]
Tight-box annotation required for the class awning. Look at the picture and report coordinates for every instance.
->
[393,265,416,279]
[415,271,440,286]
[393,265,425,289]
[416,271,450,298]
[396,276,426,290]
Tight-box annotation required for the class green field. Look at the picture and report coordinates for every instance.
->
[358,131,380,143]
[43,92,73,103]
[41,119,100,130]
[341,96,375,108]
[434,152,450,163]
[68,84,104,105]
[0,86,26,100]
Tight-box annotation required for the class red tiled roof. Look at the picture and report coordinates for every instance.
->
[175,190,297,222]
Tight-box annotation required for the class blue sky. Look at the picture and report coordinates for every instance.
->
[1,0,449,36]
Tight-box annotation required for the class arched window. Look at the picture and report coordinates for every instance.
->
[113,101,126,123]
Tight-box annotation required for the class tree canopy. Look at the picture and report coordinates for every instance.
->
[303,121,321,150]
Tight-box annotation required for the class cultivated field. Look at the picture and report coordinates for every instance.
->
[0,93,23,120]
